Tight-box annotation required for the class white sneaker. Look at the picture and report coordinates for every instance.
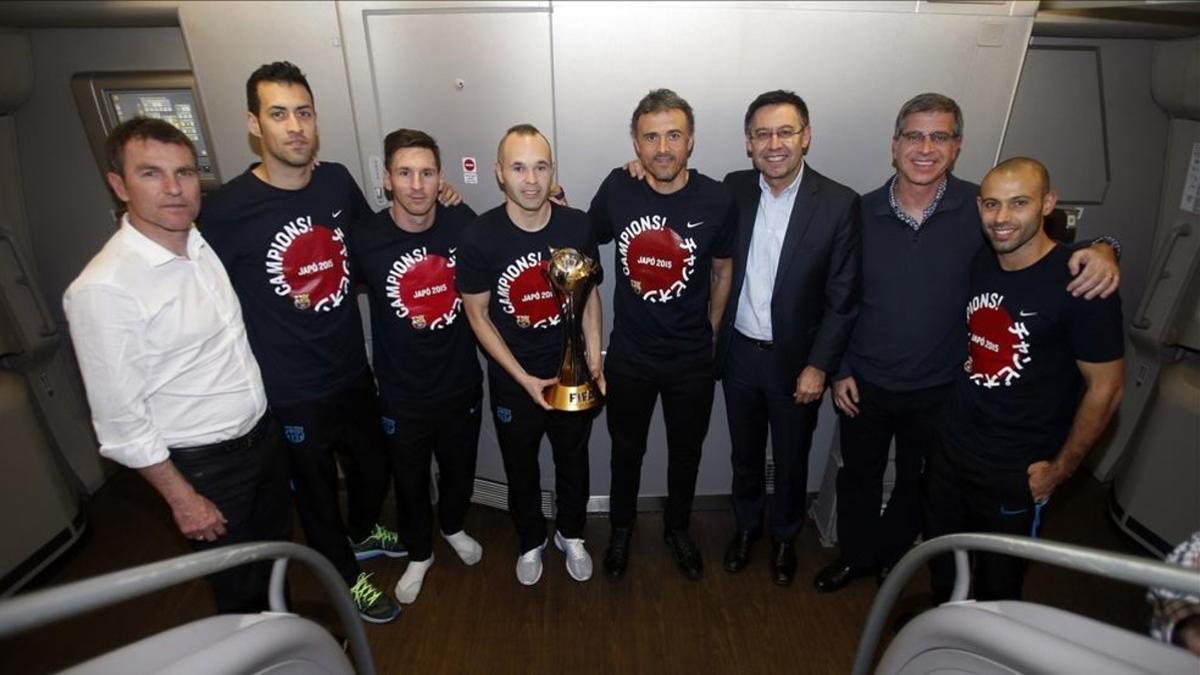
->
[395,555,433,605]
[442,530,483,565]
[516,540,546,586]
[554,531,593,582]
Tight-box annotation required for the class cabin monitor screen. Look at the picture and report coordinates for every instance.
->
[106,89,214,179]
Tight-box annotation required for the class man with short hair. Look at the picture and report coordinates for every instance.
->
[348,128,484,605]
[197,61,401,622]
[64,117,291,613]
[717,90,862,586]
[815,93,1121,593]
[590,88,736,581]
[458,124,603,586]
[926,156,1124,602]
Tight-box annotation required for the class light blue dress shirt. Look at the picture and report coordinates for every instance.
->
[733,164,805,341]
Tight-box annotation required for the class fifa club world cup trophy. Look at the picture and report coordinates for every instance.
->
[542,247,603,411]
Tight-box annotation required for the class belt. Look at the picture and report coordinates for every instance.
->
[736,331,774,351]
[170,413,271,455]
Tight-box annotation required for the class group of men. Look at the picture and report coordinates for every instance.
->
[64,57,1126,625]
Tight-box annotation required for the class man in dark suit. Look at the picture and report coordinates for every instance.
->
[717,90,861,586]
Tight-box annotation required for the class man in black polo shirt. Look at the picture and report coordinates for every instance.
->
[927,156,1124,601]
[349,129,484,605]
[590,89,736,581]
[816,93,1121,593]
[458,124,603,586]
[198,62,401,622]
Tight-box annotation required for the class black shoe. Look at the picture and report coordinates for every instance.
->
[771,539,797,586]
[813,558,873,592]
[723,530,758,573]
[664,529,703,580]
[603,527,632,579]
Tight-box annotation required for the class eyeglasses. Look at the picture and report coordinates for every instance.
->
[750,127,804,144]
[898,130,958,145]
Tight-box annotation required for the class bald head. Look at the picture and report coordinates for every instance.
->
[985,157,1051,196]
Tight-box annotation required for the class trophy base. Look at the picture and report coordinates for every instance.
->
[544,383,603,411]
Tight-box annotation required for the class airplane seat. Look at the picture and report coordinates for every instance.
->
[852,534,1200,675]
[58,614,353,675]
[1104,35,1200,555]
[0,542,373,675]
[0,30,92,597]
[878,601,1198,675]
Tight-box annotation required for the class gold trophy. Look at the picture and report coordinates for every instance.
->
[542,247,604,411]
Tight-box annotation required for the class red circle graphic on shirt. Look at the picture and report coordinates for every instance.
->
[506,261,559,329]
[279,225,349,311]
[625,227,691,299]
[968,306,1020,382]
[393,254,459,330]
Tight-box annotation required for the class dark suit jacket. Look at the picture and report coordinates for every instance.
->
[716,166,861,389]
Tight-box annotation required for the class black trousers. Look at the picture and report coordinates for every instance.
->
[171,413,292,614]
[273,370,391,585]
[723,333,819,542]
[924,439,1043,604]
[382,387,482,561]
[835,379,949,569]
[605,356,714,532]
[489,374,594,553]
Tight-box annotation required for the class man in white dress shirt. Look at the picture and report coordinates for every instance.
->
[63,117,291,613]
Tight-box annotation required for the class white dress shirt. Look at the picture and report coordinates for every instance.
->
[63,217,267,469]
[734,164,805,341]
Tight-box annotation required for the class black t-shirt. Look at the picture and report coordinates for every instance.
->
[945,245,1124,469]
[349,203,482,408]
[589,169,736,373]
[197,162,373,407]
[456,203,600,387]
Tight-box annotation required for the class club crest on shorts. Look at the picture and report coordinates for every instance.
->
[284,425,306,444]
[496,406,513,424]
[381,416,396,435]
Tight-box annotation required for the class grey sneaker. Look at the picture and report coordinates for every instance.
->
[516,540,547,586]
[349,572,400,624]
[351,523,407,561]
[554,531,593,582]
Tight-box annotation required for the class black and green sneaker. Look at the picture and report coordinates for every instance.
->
[350,523,407,561]
[350,572,400,624]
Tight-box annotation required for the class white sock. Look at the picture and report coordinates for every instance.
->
[442,530,483,565]
[395,556,433,605]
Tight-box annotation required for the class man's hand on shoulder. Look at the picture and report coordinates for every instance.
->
[794,366,827,405]
[624,160,647,181]
[1066,242,1119,299]
[437,179,464,206]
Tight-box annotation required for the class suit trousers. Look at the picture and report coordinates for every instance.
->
[924,439,1042,604]
[273,370,391,585]
[489,375,594,553]
[835,378,949,569]
[171,413,292,613]
[723,332,819,542]
[605,355,714,532]
[382,387,483,561]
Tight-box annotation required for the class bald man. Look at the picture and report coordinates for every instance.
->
[925,157,1125,603]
